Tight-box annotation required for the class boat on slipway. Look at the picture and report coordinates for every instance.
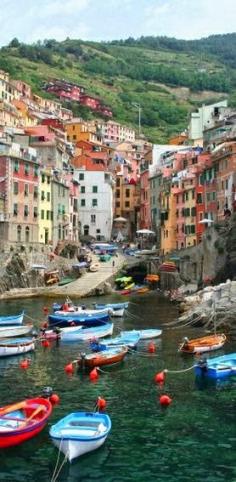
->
[178,333,226,354]
[195,353,236,379]
[77,345,128,368]
[50,411,111,462]
[60,323,114,342]
[0,338,35,357]
[0,312,24,326]
[0,397,52,448]
[0,324,33,339]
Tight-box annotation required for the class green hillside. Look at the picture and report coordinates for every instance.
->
[1,34,236,142]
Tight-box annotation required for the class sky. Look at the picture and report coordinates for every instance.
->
[0,0,236,46]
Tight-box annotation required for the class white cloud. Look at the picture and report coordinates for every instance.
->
[37,0,91,17]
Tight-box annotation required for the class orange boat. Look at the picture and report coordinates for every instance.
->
[145,274,159,282]
[178,333,226,354]
[78,346,128,368]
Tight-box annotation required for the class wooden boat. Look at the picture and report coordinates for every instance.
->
[145,274,159,282]
[0,397,52,448]
[98,331,140,349]
[60,322,114,342]
[54,306,111,317]
[178,334,226,354]
[135,287,150,294]
[78,345,128,368]
[89,263,100,272]
[0,312,24,326]
[121,329,162,340]
[120,282,135,295]
[194,353,236,379]
[93,303,127,317]
[50,411,111,462]
[0,337,35,357]
[48,311,110,328]
[0,324,33,338]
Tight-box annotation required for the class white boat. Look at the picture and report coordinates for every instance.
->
[0,312,24,326]
[0,338,35,357]
[60,323,114,342]
[50,411,112,462]
[0,324,33,339]
[121,329,162,340]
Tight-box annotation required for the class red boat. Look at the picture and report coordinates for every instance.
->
[78,345,128,369]
[0,397,52,448]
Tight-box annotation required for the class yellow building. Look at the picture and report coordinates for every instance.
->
[38,170,53,244]
[65,119,102,144]
[160,180,177,254]
[182,179,197,247]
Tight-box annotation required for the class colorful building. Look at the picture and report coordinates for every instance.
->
[38,169,53,245]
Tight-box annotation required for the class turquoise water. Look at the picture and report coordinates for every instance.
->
[0,293,235,482]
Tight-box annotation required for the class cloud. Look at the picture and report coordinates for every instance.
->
[37,0,91,17]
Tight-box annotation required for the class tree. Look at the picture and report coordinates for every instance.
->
[8,38,20,48]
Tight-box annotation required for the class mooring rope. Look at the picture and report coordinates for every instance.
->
[51,451,68,482]
[51,437,65,482]
[164,365,195,374]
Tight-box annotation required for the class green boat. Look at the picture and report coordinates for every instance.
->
[99,254,111,262]
[58,277,75,286]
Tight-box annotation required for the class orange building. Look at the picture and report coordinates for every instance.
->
[65,119,102,144]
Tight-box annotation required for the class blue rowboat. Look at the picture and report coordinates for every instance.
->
[96,332,140,350]
[60,322,114,342]
[121,329,162,340]
[195,353,236,379]
[94,302,128,317]
[50,411,112,462]
[48,311,110,328]
[0,312,24,326]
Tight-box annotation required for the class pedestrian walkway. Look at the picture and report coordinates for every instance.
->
[46,252,126,298]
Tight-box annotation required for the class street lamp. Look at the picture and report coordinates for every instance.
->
[132,103,142,137]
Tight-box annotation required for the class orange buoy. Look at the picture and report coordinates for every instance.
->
[64,363,74,374]
[50,393,60,405]
[159,394,172,406]
[154,371,166,384]
[148,342,156,353]
[19,359,30,369]
[96,397,107,411]
[89,367,99,381]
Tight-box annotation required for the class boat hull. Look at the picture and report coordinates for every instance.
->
[0,325,33,338]
[61,323,114,342]
[179,334,226,354]
[0,397,52,448]
[48,312,110,328]
[195,353,236,379]
[79,346,128,368]
[122,329,162,340]
[50,411,111,462]
[0,312,24,326]
[0,338,35,357]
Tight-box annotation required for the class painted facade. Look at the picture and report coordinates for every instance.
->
[38,169,53,245]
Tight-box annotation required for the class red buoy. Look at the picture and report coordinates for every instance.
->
[96,397,107,411]
[154,371,166,384]
[89,367,99,381]
[42,339,50,348]
[148,342,156,353]
[159,394,172,406]
[50,393,60,405]
[19,359,30,369]
[64,363,74,374]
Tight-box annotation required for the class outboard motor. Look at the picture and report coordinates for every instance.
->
[197,358,208,374]
[42,386,53,399]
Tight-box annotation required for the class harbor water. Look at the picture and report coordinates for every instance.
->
[0,292,235,482]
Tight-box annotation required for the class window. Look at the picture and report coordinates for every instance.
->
[81,199,86,207]
[83,225,89,236]
[24,205,29,217]
[116,201,120,208]
[192,189,195,200]
[33,186,38,199]
[13,203,18,216]
[47,192,50,202]
[96,229,101,234]
[185,192,189,201]
[79,173,84,181]
[13,182,18,195]
[47,176,50,184]
[73,135,76,140]
[116,189,120,198]
[46,210,50,220]
[14,160,19,173]
[116,178,120,187]
[41,210,44,220]
[92,186,98,193]
[34,166,39,177]
[42,174,45,183]
[191,207,196,217]
[125,189,130,198]
[41,190,45,201]
[92,199,98,207]
[125,201,130,208]
[24,163,30,176]
[17,225,21,242]
[24,184,29,197]
[73,199,78,212]
[81,186,85,193]
[176,209,179,218]
[197,193,203,204]
[91,214,96,223]
[33,207,38,219]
